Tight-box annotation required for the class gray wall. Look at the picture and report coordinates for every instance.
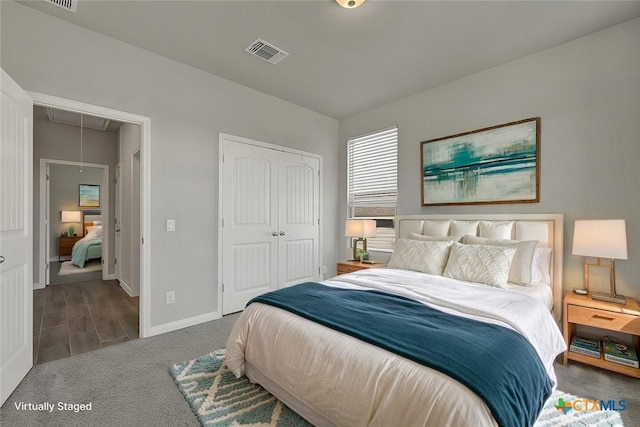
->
[339,17,640,300]
[118,123,141,296]
[1,1,339,329]
[33,118,118,284]
[49,164,102,259]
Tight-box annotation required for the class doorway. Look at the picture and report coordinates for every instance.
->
[29,91,151,339]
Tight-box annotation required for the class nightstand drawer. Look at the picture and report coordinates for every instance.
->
[568,305,640,334]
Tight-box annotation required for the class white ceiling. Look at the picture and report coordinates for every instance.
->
[34,105,122,133]
[20,0,640,119]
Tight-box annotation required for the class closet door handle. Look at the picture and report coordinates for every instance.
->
[0,255,5,264]
[272,232,278,237]
[279,231,285,236]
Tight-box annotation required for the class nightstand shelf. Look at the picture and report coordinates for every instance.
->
[337,260,387,275]
[563,292,640,378]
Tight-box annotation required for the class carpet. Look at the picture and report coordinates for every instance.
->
[171,351,625,427]
[58,259,102,275]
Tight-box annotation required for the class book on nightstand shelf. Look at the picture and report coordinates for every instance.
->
[569,336,601,359]
[602,340,639,368]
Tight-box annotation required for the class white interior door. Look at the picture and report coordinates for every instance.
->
[44,163,51,285]
[0,69,33,405]
[131,151,140,296]
[222,139,279,314]
[278,153,320,288]
[115,163,122,281]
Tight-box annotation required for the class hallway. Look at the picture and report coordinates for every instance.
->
[33,280,139,364]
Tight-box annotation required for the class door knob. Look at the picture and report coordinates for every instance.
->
[0,255,5,264]
[279,231,285,236]
[272,232,278,237]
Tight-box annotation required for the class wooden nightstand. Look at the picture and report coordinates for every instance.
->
[337,260,387,275]
[563,292,640,378]
[58,236,82,261]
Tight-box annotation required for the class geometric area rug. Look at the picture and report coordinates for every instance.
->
[170,350,624,427]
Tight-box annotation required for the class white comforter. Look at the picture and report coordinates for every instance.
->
[226,268,567,427]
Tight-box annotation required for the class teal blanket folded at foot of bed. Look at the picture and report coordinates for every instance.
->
[71,238,102,268]
[249,282,553,427]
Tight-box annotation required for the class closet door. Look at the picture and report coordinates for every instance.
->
[278,153,320,288]
[222,140,279,314]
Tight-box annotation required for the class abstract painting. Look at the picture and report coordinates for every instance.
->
[79,184,100,207]
[421,118,539,206]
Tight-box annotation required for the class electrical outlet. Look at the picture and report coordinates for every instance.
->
[166,291,175,304]
[167,219,176,232]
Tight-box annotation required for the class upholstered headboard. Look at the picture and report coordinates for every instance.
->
[395,214,564,320]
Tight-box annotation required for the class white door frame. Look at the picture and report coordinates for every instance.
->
[28,91,152,338]
[217,133,323,315]
[39,159,110,286]
[115,162,122,283]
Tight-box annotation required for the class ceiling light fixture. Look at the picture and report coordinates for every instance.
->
[336,0,365,9]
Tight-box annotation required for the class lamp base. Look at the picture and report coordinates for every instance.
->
[591,292,626,305]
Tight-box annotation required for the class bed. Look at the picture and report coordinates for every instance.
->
[225,214,567,427]
[71,214,103,268]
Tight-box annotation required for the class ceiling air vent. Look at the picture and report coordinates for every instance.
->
[44,0,78,13]
[244,38,289,65]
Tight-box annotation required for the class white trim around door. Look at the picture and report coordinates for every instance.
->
[28,91,153,338]
[38,158,111,287]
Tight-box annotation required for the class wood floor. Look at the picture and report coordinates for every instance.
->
[33,280,139,364]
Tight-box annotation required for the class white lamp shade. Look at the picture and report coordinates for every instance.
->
[61,210,82,223]
[345,219,376,238]
[572,219,628,260]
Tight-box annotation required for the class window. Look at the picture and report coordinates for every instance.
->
[347,126,398,251]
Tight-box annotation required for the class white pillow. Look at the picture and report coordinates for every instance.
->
[532,247,552,285]
[422,220,450,237]
[86,225,102,238]
[462,235,537,286]
[479,221,514,239]
[450,220,479,237]
[388,238,453,276]
[443,242,516,288]
[408,233,461,243]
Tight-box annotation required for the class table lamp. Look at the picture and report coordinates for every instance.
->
[61,210,82,236]
[345,219,376,261]
[572,219,628,304]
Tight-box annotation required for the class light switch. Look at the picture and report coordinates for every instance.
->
[167,219,176,232]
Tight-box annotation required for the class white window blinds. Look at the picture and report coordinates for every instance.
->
[347,126,398,207]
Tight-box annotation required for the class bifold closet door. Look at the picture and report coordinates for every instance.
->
[222,140,279,314]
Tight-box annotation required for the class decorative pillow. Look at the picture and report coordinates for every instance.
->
[532,247,552,285]
[388,238,453,276]
[450,220,479,237]
[462,235,537,286]
[443,242,516,288]
[422,220,450,237]
[86,225,102,238]
[408,233,461,243]
[479,221,514,239]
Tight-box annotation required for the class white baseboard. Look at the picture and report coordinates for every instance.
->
[105,273,117,281]
[147,311,221,338]
[33,282,45,290]
[117,279,138,297]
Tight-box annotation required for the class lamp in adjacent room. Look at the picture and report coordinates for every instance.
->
[61,210,82,236]
[572,219,628,304]
[345,219,376,261]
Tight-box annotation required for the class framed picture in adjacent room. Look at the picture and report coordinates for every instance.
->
[79,184,100,207]
[420,117,540,206]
